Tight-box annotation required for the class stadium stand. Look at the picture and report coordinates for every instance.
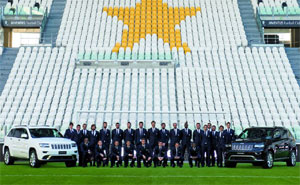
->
[285,48,300,86]
[0,0,299,140]
[3,0,53,11]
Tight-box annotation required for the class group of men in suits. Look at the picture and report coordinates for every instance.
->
[64,121,235,168]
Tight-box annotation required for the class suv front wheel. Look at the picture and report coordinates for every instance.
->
[29,149,41,168]
[4,148,14,165]
[263,151,273,169]
[286,150,296,167]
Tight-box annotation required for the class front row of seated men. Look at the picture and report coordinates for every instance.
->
[80,124,228,168]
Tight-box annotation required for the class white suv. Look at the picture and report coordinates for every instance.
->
[3,126,78,168]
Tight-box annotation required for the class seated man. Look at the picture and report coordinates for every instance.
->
[137,138,152,168]
[189,142,201,168]
[80,137,93,167]
[153,141,168,168]
[123,140,136,168]
[171,142,184,168]
[110,141,122,168]
[95,140,108,167]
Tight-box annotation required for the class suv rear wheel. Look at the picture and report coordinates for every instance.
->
[286,150,296,167]
[29,149,41,168]
[4,148,14,165]
[263,151,273,169]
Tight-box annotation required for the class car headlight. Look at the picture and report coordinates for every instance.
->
[39,143,50,148]
[71,143,77,147]
[254,144,264,148]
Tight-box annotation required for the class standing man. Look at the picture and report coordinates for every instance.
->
[207,123,212,132]
[95,140,108,167]
[135,122,148,146]
[216,125,226,167]
[112,122,123,146]
[99,122,111,151]
[148,121,159,150]
[123,140,136,168]
[80,123,90,143]
[153,141,167,167]
[170,142,184,168]
[64,122,76,141]
[193,123,203,147]
[159,123,170,149]
[170,123,181,149]
[224,122,235,145]
[74,124,82,166]
[89,124,99,166]
[136,138,152,168]
[110,141,122,168]
[189,142,201,168]
[124,122,135,145]
[210,125,218,167]
[200,124,211,167]
[181,122,192,154]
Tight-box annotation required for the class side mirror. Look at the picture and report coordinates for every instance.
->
[21,133,28,139]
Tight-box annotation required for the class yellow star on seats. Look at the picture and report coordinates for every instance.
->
[103,0,201,54]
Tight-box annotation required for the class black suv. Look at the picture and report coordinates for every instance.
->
[225,127,297,168]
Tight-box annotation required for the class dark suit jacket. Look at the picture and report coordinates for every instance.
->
[200,130,212,147]
[171,146,184,159]
[95,145,108,158]
[211,131,218,147]
[89,130,100,147]
[135,128,148,145]
[79,130,90,143]
[64,129,76,141]
[112,129,123,144]
[170,129,181,147]
[124,144,135,156]
[181,128,192,146]
[216,131,226,148]
[159,129,169,144]
[110,145,122,157]
[137,144,152,157]
[123,129,135,144]
[189,146,201,157]
[224,129,235,144]
[148,128,160,147]
[80,142,93,155]
[153,146,167,158]
[99,129,111,146]
[193,129,203,147]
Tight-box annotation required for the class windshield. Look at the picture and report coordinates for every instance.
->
[238,128,273,140]
[29,128,63,138]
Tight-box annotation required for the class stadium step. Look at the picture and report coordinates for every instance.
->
[0,48,19,96]
[41,0,66,45]
[237,0,264,45]
[285,48,300,87]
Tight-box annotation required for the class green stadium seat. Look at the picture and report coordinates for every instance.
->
[84,52,91,60]
[77,53,84,60]
[91,52,98,60]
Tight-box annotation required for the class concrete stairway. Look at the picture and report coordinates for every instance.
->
[237,0,264,45]
[285,48,300,87]
[41,0,66,45]
[0,48,19,95]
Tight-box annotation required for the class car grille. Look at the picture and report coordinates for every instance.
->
[232,144,253,151]
[230,156,255,161]
[51,144,71,150]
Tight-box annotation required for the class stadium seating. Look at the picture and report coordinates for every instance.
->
[3,0,53,11]
[251,0,299,14]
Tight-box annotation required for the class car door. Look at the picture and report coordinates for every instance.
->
[5,129,16,156]
[18,128,30,159]
[273,129,284,159]
[280,129,290,158]
[10,129,22,158]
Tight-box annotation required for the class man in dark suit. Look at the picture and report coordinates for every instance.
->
[153,141,167,167]
[200,124,211,167]
[137,138,152,168]
[224,122,235,144]
[171,142,184,168]
[74,124,82,166]
[89,124,99,166]
[148,121,159,150]
[207,123,212,132]
[110,141,122,168]
[210,125,218,167]
[193,123,203,148]
[64,122,76,141]
[80,137,93,167]
[159,123,170,149]
[95,140,108,167]
[181,122,192,154]
[170,123,181,149]
[80,123,90,143]
[189,142,201,168]
[216,125,226,167]
[99,122,111,151]
[135,122,148,146]
[123,140,136,167]
[123,122,135,145]
[112,122,123,146]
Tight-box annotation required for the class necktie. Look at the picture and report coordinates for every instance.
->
[84,130,86,135]
[163,129,165,134]
[117,129,119,135]
[176,148,178,156]
[175,129,177,135]
[186,129,188,134]
[140,129,143,136]
[206,131,207,136]
[129,129,131,134]
[198,129,200,133]
[220,132,222,138]
[70,129,72,133]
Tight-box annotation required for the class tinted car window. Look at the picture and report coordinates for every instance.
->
[273,130,281,139]
[281,129,288,139]
[7,129,15,137]
[13,129,23,138]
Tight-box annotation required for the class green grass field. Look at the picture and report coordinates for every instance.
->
[0,162,299,185]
